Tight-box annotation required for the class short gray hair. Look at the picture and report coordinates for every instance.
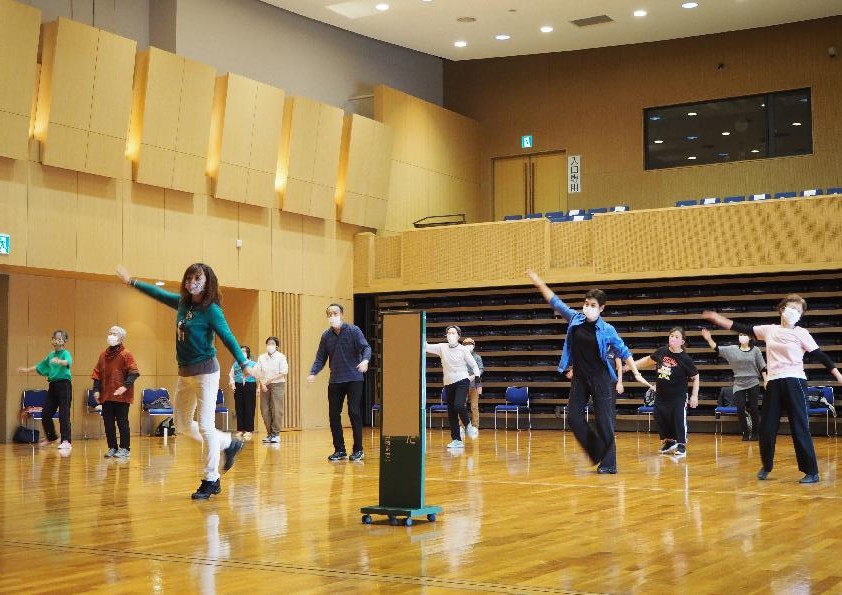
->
[108,326,127,342]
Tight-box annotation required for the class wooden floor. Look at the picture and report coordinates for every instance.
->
[2,427,842,594]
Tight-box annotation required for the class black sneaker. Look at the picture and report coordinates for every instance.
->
[328,451,348,462]
[349,450,364,462]
[659,440,677,454]
[675,444,687,456]
[597,466,617,474]
[757,468,769,480]
[222,439,245,473]
[191,479,221,500]
[741,432,751,441]
[799,473,820,484]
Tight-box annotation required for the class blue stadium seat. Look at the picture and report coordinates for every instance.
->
[544,211,565,219]
[503,215,523,221]
[675,200,697,207]
[774,192,797,199]
[700,197,720,205]
[609,205,630,212]
[524,213,543,219]
[587,207,608,214]
[801,189,822,197]
[827,187,842,195]
[749,193,771,201]
[723,196,746,203]
[549,215,571,223]
[570,214,593,221]
[567,209,585,216]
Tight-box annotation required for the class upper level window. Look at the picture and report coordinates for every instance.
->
[644,88,812,170]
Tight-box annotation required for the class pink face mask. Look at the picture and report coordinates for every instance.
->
[668,336,683,349]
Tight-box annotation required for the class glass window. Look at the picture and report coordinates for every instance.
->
[644,88,812,170]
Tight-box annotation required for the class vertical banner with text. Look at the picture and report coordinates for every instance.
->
[568,155,581,193]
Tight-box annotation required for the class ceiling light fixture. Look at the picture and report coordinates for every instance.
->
[649,115,662,121]
[155,281,165,286]
[750,149,760,153]
[633,10,647,17]
[540,25,554,33]
[687,156,697,160]
[687,112,697,116]
[375,3,389,11]
[792,122,802,126]
[496,34,511,41]
[682,2,699,8]
[721,131,731,136]
[654,139,664,144]
[454,40,468,48]
[686,135,698,140]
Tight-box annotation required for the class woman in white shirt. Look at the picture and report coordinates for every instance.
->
[704,294,842,484]
[256,336,289,444]
[426,325,480,449]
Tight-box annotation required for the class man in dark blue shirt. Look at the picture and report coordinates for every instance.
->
[307,303,372,462]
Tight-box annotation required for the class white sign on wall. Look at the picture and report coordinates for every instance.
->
[568,155,581,193]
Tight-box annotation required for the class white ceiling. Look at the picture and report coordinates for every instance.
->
[259,0,841,61]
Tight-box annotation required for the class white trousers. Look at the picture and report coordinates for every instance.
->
[174,370,231,481]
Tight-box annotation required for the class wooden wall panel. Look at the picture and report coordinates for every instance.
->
[0,158,29,267]
[338,114,394,228]
[37,18,134,179]
[237,203,273,291]
[26,164,78,271]
[163,191,204,281]
[203,197,239,285]
[75,174,122,275]
[121,182,166,280]
[0,0,40,160]
[271,209,303,294]
[271,292,300,430]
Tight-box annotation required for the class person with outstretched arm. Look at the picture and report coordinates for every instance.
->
[527,269,652,474]
[703,293,842,483]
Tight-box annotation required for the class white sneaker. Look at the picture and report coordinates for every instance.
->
[460,425,465,439]
[466,422,479,439]
[270,434,280,444]
[446,439,464,449]
[57,441,72,450]
[262,434,273,443]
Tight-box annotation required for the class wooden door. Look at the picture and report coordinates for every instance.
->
[493,156,528,220]
[531,152,567,215]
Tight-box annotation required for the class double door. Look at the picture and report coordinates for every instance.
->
[493,151,567,220]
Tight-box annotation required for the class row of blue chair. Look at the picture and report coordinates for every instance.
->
[676,188,841,208]
[503,206,629,222]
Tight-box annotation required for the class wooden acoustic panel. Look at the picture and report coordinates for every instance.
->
[0,0,41,160]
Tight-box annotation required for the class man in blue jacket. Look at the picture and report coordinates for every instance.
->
[527,270,653,473]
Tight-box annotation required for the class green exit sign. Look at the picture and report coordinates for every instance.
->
[0,233,9,255]
[521,135,533,149]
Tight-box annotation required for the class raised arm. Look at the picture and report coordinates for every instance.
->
[117,265,180,309]
[700,328,718,350]
[702,310,757,338]
[527,269,576,321]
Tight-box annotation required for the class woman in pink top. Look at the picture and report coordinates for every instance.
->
[704,294,842,484]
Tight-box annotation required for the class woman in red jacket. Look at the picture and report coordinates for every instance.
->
[92,326,140,458]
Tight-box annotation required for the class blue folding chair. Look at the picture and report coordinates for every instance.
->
[85,388,104,439]
[370,403,381,426]
[636,406,655,432]
[216,388,229,431]
[428,389,448,428]
[807,386,836,437]
[141,387,173,435]
[495,387,531,430]
[21,389,57,437]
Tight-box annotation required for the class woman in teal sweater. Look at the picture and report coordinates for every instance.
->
[117,263,256,500]
[18,330,73,450]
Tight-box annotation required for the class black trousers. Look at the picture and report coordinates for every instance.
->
[444,378,471,441]
[101,400,131,449]
[733,385,761,438]
[568,371,616,468]
[328,381,364,453]
[234,382,257,432]
[759,377,818,475]
[42,380,72,442]
[654,396,688,444]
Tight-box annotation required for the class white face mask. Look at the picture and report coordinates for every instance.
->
[107,334,120,347]
[446,334,460,347]
[465,344,475,352]
[186,278,205,295]
[267,345,277,354]
[782,307,801,326]
[582,306,600,322]
[738,335,750,346]
[328,315,342,329]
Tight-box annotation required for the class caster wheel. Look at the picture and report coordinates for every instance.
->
[388,516,398,526]
[427,513,437,522]
[362,514,372,524]
[404,517,413,527]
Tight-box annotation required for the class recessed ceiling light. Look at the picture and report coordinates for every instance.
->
[792,122,802,126]
[155,281,165,286]
[750,149,760,153]
[496,34,511,41]
[687,112,697,116]
[633,9,647,17]
[375,3,389,11]
[721,131,730,136]
[686,135,698,140]
[718,152,729,157]
[654,139,664,144]
[761,103,766,107]
[454,40,468,48]
[649,115,662,121]
[540,25,554,33]
[687,156,697,160]
[682,2,699,8]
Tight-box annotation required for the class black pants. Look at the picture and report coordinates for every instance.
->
[444,378,471,441]
[328,381,364,453]
[654,396,688,444]
[234,382,257,432]
[568,371,616,469]
[102,401,131,450]
[734,385,761,438]
[42,380,72,442]
[759,377,818,475]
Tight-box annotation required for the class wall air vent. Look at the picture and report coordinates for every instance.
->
[570,15,614,27]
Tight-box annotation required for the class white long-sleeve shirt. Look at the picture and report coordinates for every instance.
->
[257,351,289,385]
[426,342,480,386]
